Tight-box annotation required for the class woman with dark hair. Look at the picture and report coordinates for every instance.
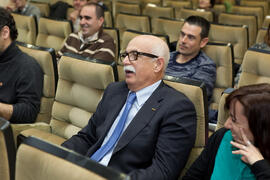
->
[183,83,270,180]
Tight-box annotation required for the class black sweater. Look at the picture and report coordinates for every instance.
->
[0,42,43,123]
[183,128,270,180]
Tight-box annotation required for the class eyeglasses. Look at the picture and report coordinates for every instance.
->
[120,51,159,62]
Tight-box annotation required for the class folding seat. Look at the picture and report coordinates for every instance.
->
[142,0,162,7]
[256,27,267,44]
[12,13,37,45]
[142,5,174,19]
[151,17,184,43]
[115,13,151,38]
[213,4,226,15]
[118,30,169,81]
[163,0,192,18]
[177,8,214,22]
[216,48,270,130]
[30,1,50,17]
[232,6,263,28]
[262,16,270,28]
[18,54,118,145]
[103,0,112,12]
[218,13,257,47]
[163,76,208,177]
[203,42,234,111]
[240,0,268,17]
[104,27,120,61]
[12,42,58,144]
[66,7,74,20]
[16,136,129,180]
[0,118,16,180]
[35,17,72,51]
[104,11,113,28]
[115,1,141,16]
[209,23,248,64]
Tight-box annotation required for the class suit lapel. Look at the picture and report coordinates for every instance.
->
[113,82,165,154]
[101,85,129,138]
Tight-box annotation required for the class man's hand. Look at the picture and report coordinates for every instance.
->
[0,102,13,120]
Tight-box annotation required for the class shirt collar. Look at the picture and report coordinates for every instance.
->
[78,31,99,44]
[130,80,161,107]
[21,3,29,13]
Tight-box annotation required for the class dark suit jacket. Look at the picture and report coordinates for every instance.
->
[62,81,197,180]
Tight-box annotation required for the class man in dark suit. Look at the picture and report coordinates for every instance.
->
[62,35,197,179]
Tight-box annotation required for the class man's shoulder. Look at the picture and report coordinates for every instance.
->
[100,31,114,42]
[198,51,216,66]
[16,49,42,71]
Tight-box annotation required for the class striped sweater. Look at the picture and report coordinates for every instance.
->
[58,29,115,62]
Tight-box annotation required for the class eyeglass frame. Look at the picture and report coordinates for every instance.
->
[120,50,159,62]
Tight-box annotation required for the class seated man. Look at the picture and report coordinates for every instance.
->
[11,0,40,20]
[0,7,43,123]
[166,16,216,103]
[68,0,88,33]
[58,3,115,62]
[62,35,197,179]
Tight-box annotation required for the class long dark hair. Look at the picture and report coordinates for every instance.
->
[225,83,270,162]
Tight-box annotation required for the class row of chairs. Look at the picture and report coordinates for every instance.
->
[0,118,129,180]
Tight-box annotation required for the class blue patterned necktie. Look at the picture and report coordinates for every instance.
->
[91,92,137,162]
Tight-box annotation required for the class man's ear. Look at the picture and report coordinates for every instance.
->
[1,26,10,40]
[200,37,209,48]
[98,17,104,27]
[153,57,164,73]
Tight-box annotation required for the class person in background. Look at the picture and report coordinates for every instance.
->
[165,16,216,103]
[69,0,88,33]
[62,35,197,179]
[58,3,115,62]
[89,0,108,11]
[0,7,43,123]
[183,83,270,180]
[234,24,270,88]
[9,0,40,20]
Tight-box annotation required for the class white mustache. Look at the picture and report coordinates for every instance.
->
[124,65,136,74]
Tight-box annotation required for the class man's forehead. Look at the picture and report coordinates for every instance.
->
[181,23,202,36]
[81,5,96,14]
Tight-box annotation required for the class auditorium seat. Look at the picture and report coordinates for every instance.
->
[115,13,151,38]
[12,13,37,45]
[35,17,72,51]
[262,16,270,28]
[240,0,268,17]
[142,5,174,19]
[203,42,234,111]
[0,118,16,180]
[177,8,214,22]
[104,11,113,28]
[30,1,50,17]
[151,17,184,43]
[18,54,117,145]
[218,13,257,47]
[104,27,120,61]
[231,6,263,29]
[163,76,208,178]
[209,23,248,64]
[256,27,267,44]
[163,0,192,19]
[11,42,58,145]
[115,1,141,16]
[216,48,270,130]
[16,136,129,180]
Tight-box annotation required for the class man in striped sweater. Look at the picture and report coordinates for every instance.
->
[58,2,115,62]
